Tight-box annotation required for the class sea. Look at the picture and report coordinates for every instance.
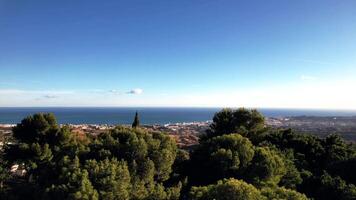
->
[1,107,356,125]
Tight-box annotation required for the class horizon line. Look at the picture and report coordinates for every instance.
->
[1,106,356,111]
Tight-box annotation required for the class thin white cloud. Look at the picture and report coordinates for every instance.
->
[0,82,18,87]
[88,89,106,93]
[108,89,122,95]
[295,59,336,65]
[43,95,59,99]
[0,89,74,106]
[2,81,356,109]
[127,88,143,95]
[301,75,318,81]
[0,89,74,95]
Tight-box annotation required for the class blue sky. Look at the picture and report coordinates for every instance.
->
[1,0,356,108]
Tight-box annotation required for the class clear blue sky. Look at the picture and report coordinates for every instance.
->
[1,0,356,108]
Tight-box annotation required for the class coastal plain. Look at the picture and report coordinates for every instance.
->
[2,116,356,148]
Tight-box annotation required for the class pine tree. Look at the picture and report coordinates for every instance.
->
[132,111,140,128]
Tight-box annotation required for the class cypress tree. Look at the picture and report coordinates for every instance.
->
[132,111,140,128]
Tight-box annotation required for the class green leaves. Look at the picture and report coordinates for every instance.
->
[189,178,308,200]
[45,157,99,200]
[187,109,316,199]
[190,178,265,200]
[189,134,255,185]
[3,113,182,199]
[2,110,356,200]
[85,158,131,200]
[310,172,356,200]
[261,186,308,200]
[207,108,265,139]
[245,147,286,186]
[12,113,58,144]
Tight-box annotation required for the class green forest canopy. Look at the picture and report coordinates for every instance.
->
[1,108,356,200]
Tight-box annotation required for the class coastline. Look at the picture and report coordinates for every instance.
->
[2,116,356,143]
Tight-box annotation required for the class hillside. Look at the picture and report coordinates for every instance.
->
[0,108,356,200]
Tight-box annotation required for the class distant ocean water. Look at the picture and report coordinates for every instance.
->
[0,107,356,125]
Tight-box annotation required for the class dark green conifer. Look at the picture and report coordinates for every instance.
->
[132,111,140,128]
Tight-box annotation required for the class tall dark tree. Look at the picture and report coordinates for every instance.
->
[132,111,140,128]
[206,108,265,140]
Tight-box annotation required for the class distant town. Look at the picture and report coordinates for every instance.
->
[2,116,356,148]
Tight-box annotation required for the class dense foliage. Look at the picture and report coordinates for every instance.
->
[206,108,265,140]
[1,113,181,199]
[1,108,356,200]
[189,178,308,200]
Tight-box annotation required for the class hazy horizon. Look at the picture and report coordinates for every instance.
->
[2,107,356,125]
[1,106,356,111]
